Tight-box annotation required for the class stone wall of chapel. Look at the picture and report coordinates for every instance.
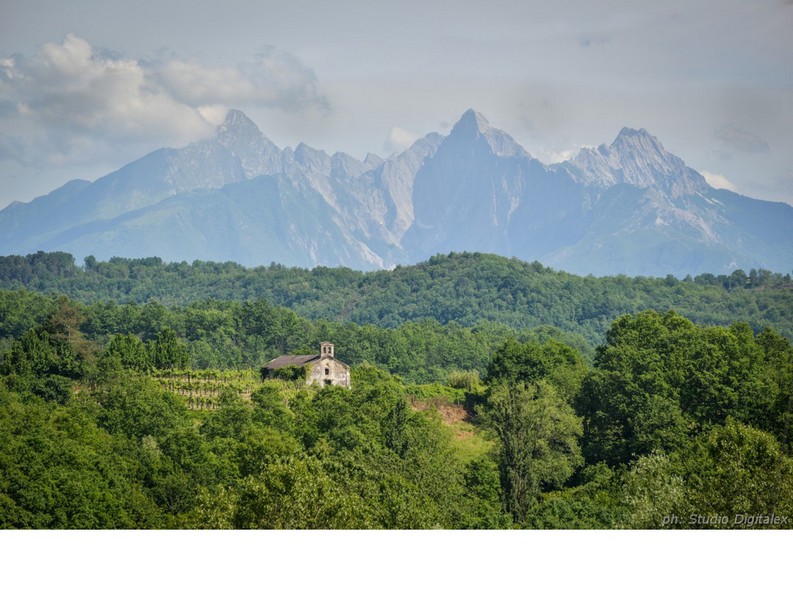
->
[306,357,350,388]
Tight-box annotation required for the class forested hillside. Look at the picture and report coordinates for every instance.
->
[1,251,792,345]
[1,285,792,528]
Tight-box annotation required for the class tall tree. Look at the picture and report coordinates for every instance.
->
[485,338,588,400]
[104,333,150,371]
[481,381,582,523]
[149,328,189,370]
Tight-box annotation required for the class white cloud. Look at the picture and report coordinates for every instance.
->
[548,147,579,164]
[701,170,739,192]
[197,104,230,126]
[0,34,328,168]
[2,35,209,141]
[153,47,327,111]
[383,126,419,155]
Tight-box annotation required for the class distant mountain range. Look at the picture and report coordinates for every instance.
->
[1,108,791,276]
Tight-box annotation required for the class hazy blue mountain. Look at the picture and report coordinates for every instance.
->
[403,110,591,260]
[1,108,792,276]
[542,129,793,275]
[0,179,90,240]
[44,175,384,270]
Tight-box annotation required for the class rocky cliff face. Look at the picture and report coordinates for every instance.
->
[1,108,791,276]
[562,127,708,197]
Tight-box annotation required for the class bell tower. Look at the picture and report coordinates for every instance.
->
[320,342,334,358]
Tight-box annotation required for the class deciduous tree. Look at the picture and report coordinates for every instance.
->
[481,381,583,523]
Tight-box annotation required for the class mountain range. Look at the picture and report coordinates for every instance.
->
[1,108,791,276]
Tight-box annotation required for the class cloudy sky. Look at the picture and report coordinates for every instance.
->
[1,0,792,209]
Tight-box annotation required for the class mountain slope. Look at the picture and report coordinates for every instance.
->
[42,175,392,270]
[1,109,792,276]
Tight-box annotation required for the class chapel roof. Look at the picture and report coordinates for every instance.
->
[264,354,320,369]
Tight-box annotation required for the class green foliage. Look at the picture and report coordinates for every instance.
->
[1,254,792,529]
[105,333,150,371]
[458,456,514,529]
[577,310,793,467]
[233,456,373,529]
[485,337,588,400]
[525,464,627,529]
[480,381,583,523]
[250,384,297,432]
[1,303,92,382]
[679,419,793,527]
[447,369,483,392]
[0,385,163,528]
[95,373,189,441]
[149,327,189,370]
[269,364,307,382]
[2,252,791,349]
[383,396,410,458]
[621,420,793,529]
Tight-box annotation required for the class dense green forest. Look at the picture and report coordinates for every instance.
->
[1,251,792,346]
[1,269,792,528]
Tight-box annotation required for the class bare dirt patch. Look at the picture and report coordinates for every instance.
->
[410,397,471,427]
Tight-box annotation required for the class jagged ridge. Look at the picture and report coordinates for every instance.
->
[1,108,792,277]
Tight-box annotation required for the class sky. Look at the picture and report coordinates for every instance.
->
[1,0,792,209]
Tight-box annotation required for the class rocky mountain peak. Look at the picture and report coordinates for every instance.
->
[452,109,491,136]
[447,109,528,159]
[294,142,330,167]
[215,109,281,178]
[616,126,651,139]
[217,109,263,140]
[611,127,667,161]
[566,126,707,197]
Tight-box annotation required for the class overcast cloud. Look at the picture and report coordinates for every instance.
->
[0,32,326,173]
[1,0,791,207]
